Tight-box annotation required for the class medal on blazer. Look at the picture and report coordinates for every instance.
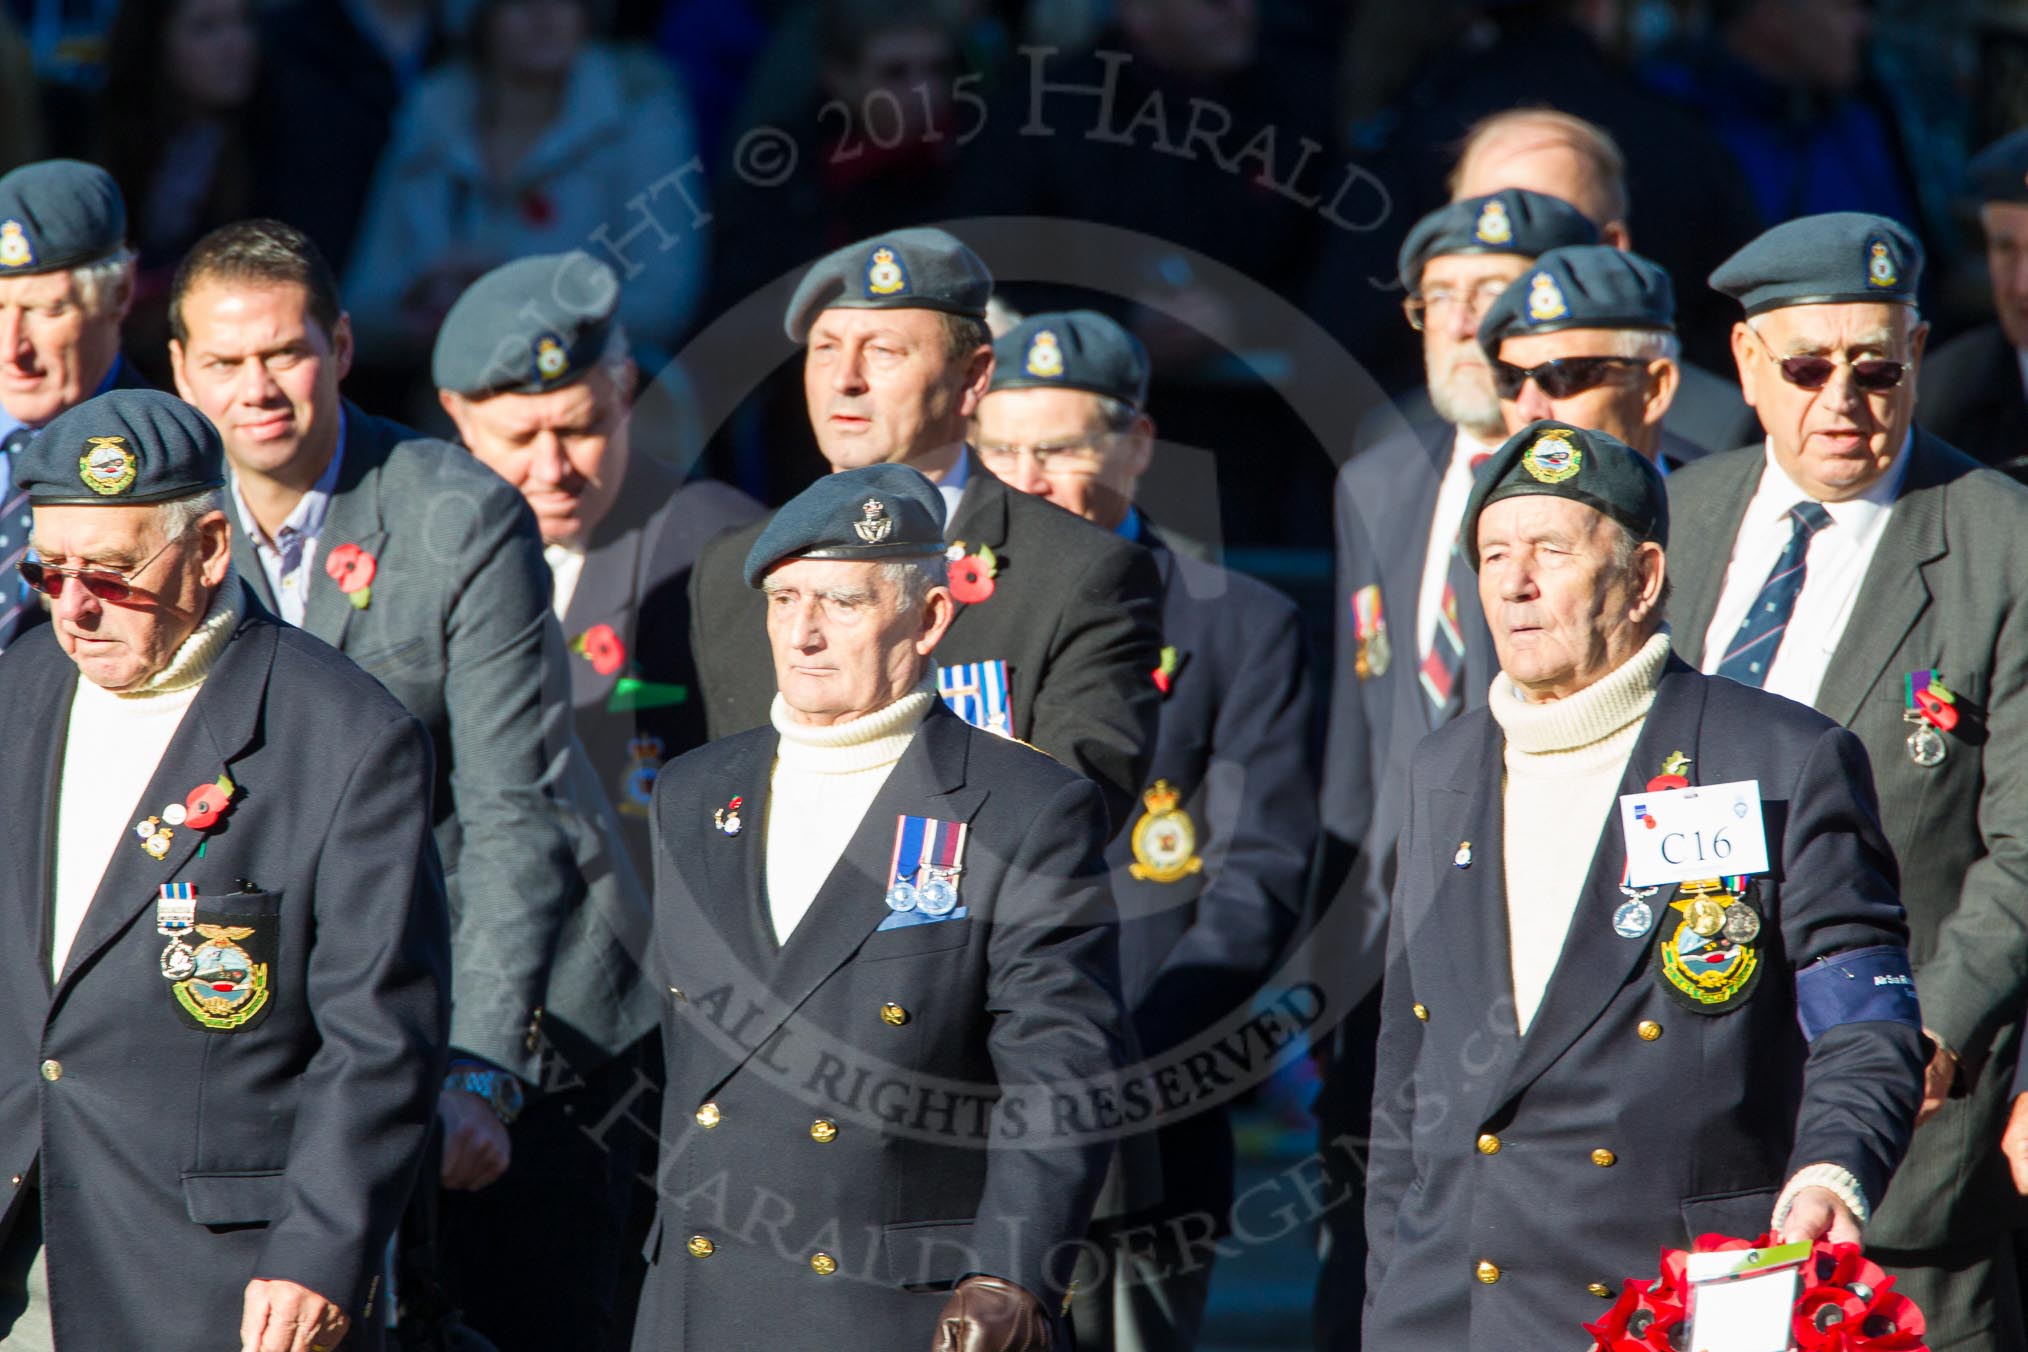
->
[1351,585,1390,680]
[133,774,236,860]
[157,882,198,979]
[1656,876,1762,1012]
[884,815,969,922]
[937,659,1015,739]
[1614,860,1657,938]
[1902,670,1957,768]
[714,796,743,836]
[1130,781,1203,883]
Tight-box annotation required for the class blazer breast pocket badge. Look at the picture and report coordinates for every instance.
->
[1655,875,1764,1014]
[160,884,278,1032]
[937,660,1015,740]
[880,815,970,931]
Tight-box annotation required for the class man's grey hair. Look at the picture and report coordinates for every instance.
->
[71,248,137,317]
[1091,395,1142,436]
[158,488,226,541]
[1597,328,1682,363]
[1607,518,1671,622]
[881,556,948,612]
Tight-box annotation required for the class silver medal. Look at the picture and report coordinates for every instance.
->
[1722,904,1761,945]
[917,878,957,916]
[884,881,920,913]
[1907,722,1946,767]
[1613,898,1654,939]
[160,940,196,980]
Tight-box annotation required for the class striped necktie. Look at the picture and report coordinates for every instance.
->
[1417,452,1491,726]
[0,427,31,650]
[1715,501,1833,687]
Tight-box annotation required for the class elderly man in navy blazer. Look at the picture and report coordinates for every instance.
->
[1365,420,1923,1352]
[0,390,446,1350]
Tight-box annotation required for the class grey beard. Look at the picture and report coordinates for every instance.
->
[1428,373,1505,441]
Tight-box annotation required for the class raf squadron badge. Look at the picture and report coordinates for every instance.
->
[1130,780,1203,884]
[618,735,664,819]
[534,333,570,382]
[1024,330,1065,379]
[79,436,137,497]
[1351,585,1390,680]
[1903,670,1957,768]
[1656,875,1763,1013]
[0,220,31,269]
[1520,426,1582,484]
[865,245,909,297]
[1474,199,1514,246]
[165,893,277,1033]
[882,815,970,928]
[1867,239,1899,290]
[1525,271,1568,324]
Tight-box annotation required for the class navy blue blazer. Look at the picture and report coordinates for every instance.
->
[1365,661,1922,1352]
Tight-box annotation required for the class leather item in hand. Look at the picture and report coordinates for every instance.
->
[931,1274,1052,1352]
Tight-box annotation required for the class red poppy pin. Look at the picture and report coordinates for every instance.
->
[324,543,376,610]
[572,623,627,676]
[1646,749,1692,793]
[946,541,997,604]
[1152,645,1180,696]
[132,772,236,860]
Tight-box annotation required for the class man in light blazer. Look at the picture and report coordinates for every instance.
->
[168,220,657,1350]
[1667,211,2028,1348]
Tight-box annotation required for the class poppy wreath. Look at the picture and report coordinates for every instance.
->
[1585,1233,1928,1352]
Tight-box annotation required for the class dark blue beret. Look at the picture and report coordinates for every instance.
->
[743,464,948,588]
[1397,189,1600,292]
[1461,418,1667,569]
[1967,128,2028,206]
[1478,245,1675,357]
[1709,212,1923,316]
[784,228,992,343]
[988,310,1150,408]
[17,389,225,506]
[0,159,126,277]
[433,251,620,397]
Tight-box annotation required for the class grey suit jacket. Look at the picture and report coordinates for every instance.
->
[228,403,654,1082]
[1667,429,2028,1247]
[0,591,447,1349]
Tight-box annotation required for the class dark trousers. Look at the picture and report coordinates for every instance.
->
[440,1042,661,1352]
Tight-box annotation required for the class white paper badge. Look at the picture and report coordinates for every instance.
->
[1617,780,1769,887]
[1684,1242,1808,1352]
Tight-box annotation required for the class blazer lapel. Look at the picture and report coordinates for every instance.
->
[726,709,983,1075]
[559,471,651,706]
[300,408,387,649]
[11,641,78,995]
[1493,664,1710,1108]
[1812,434,1950,728]
[1669,450,1764,667]
[54,609,275,996]
[1425,717,1519,1084]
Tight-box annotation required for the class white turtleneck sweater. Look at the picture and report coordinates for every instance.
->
[765,685,936,945]
[50,575,243,977]
[1489,631,1671,1034]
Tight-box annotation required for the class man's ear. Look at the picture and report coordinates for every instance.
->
[197,510,233,588]
[955,347,995,419]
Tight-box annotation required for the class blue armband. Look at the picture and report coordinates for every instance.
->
[1795,944,1921,1041]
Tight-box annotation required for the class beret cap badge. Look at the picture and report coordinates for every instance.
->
[1867,240,1898,290]
[865,246,908,297]
[1521,427,1582,484]
[0,220,30,269]
[1474,200,1513,246]
[1526,272,1568,323]
[854,498,893,544]
[1024,330,1065,379]
[534,334,569,381]
[78,435,137,496]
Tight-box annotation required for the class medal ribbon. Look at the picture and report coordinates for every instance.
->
[1904,670,1958,732]
[889,815,969,889]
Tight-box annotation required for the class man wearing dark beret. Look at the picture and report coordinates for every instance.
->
[0,388,448,1350]
[166,219,657,1349]
[974,310,1314,1351]
[637,462,1127,1351]
[1313,189,1598,1331]
[1916,128,2028,479]
[1364,417,1922,1352]
[0,159,155,649]
[688,227,1164,839]
[1667,211,2028,1347]
[1477,244,1705,471]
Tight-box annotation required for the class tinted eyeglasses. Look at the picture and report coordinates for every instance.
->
[18,529,186,605]
[1745,323,1908,393]
[1492,356,1648,400]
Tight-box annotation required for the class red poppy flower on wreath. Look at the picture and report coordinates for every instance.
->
[946,541,998,605]
[573,623,627,676]
[324,542,377,610]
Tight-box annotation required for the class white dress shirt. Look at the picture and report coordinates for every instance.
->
[1417,426,1496,657]
[545,541,586,623]
[1700,433,1913,707]
[936,448,970,523]
[229,414,346,626]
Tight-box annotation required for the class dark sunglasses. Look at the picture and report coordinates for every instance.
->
[1746,324,1908,393]
[1491,356,1647,400]
[17,530,185,605]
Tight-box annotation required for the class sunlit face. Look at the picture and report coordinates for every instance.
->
[171,280,353,484]
[804,308,988,471]
[30,503,231,691]
[1495,327,1675,454]
[1983,202,2028,352]
[762,557,953,725]
[0,267,129,429]
[1418,253,1530,438]
[974,386,1151,528]
[444,366,632,546]
[1730,302,1925,502]
[1476,494,1663,701]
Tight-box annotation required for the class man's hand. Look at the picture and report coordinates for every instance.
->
[2002,1094,2028,1194]
[438,1087,511,1191]
[932,1274,1051,1351]
[241,1278,349,1352]
[1778,1186,1861,1246]
[1916,1034,1960,1126]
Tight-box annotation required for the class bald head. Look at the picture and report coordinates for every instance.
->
[1451,110,1630,248]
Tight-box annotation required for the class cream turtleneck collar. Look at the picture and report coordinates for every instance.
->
[770,681,938,773]
[117,569,245,699]
[1489,630,1673,761]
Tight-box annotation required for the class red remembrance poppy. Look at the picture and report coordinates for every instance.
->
[579,623,626,676]
[949,555,995,604]
[324,542,377,594]
[1646,773,1690,791]
[184,782,231,831]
